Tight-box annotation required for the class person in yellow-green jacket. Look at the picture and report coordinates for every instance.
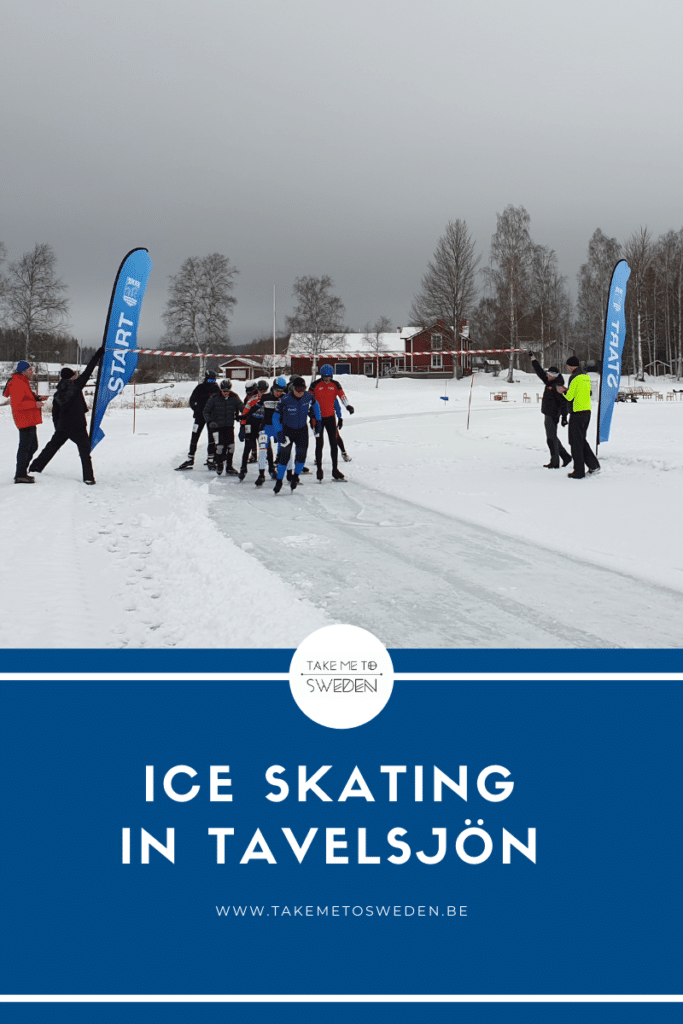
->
[557,356,600,479]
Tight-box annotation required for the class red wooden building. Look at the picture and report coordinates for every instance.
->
[287,320,471,378]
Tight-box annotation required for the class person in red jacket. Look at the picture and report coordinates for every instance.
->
[308,365,354,481]
[3,360,48,483]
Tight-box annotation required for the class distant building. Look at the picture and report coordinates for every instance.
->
[217,353,290,381]
[644,359,672,376]
[287,320,471,378]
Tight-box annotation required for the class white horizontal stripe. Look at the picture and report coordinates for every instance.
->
[1,994,681,1003]
[0,673,680,682]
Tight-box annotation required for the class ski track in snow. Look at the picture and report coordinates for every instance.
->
[205,470,683,649]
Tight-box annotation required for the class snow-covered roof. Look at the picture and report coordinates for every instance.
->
[217,355,267,369]
[287,332,407,355]
[287,325,468,356]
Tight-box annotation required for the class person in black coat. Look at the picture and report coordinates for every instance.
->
[176,370,220,470]
[529,352,571,469]
[202,380,244,475]
[29,346,104,484]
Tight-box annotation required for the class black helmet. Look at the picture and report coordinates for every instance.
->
[290,376,306,390]
[220,379,232,391]
[257,380,269,391]
[204,368,216,380]
[245,382,258,393]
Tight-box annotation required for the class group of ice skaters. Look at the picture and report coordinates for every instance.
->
[175,365,355,493]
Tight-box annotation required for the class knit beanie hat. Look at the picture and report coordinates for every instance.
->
[546,365,560,375]
[60,367,75,379]
[16,360,31,373]
[566,356,580,367]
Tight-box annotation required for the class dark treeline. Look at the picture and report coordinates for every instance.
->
[0,327,85,369]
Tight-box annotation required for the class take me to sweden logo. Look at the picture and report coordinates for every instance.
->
[289,624,394,729]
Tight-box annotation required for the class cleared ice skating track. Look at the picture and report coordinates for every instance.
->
[207,474,683,649]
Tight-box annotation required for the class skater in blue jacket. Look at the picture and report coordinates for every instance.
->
[271,377,321,493]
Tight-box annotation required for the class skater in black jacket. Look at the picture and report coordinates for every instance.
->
[203,380,244,475]
[176,370,220,470]
[529,352,571,469]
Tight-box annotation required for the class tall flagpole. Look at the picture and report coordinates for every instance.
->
[273,286,276,374]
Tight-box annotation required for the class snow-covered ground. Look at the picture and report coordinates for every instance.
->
[2,372,682,649]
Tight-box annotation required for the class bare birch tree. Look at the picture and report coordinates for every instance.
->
[362,315,393,387]
[529,245,573,368]
[622,227,654,381]
[652,230,680,377]
[162,253,238,377]
[0,241,7,307]
[481,205,534,383]
[4,243,70,361]
[576,228,621,360]
[285,275,346,378]
[409,219,480,339]
[677,228,683,379]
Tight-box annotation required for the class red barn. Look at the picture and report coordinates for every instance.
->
[287,320,471,378]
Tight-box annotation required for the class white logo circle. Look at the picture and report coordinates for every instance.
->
[289,624,394,729]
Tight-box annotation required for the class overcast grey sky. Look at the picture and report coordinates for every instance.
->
[2,0,682,348]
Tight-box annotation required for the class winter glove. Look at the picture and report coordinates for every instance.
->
[337,418,343,429]
[528,351,535,360]
[238,426,245,442]
[346,405,355,415]
[309,417,317,430]
[208,421,218,430]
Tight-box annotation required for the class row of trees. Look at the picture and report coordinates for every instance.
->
[0,243,73,366]
[410,208,683,382]
[577,226,683,380]
[163,209,683,388]
[410,209,574,383]
[161,264,353,379]
[7,218,682,385]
